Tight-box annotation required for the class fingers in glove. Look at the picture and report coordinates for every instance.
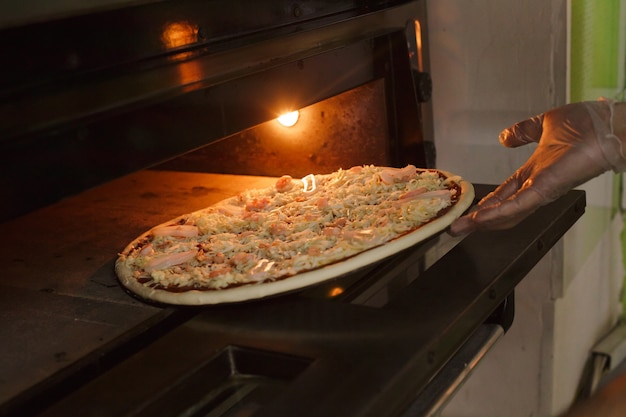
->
[449,187,544,236]
[476,174,527,208]
[499,113,544,148]
[448,173,527,236]
[471,188,544,229]
[448,214,477,236]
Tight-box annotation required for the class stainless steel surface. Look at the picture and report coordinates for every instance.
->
[587,322,626,394]
[401,323,505,417]
[592,322,626,369]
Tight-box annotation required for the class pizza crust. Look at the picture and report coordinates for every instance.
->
[115,168,474,305]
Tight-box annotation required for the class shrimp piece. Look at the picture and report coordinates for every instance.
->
[242,211,264,223]
[139,243,155,256]
[307,246,322,256]
[269,222,289,237]
[316,197,329,208]
[398,187,427,200]
[144,250,197,273]
[151,224,199,238]
[209,267,232,278]
[230,252,257,267]
[304,212,319,221]
[322,226,342,236]
[245,197,271,212]
[380,165,417,185]
[275,175,294,192]
[393,189,452,207]
[329,217,347,228]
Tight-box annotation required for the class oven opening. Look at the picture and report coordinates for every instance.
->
[155,79,391,178]
[0,21,429,224]
[146,75,443,309]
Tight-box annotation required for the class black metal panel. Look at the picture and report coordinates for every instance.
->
[0,0,415,93]
[0,1,426,141]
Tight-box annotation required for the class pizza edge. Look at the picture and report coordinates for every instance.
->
[115,169,475,305]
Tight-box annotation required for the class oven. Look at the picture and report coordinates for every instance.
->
[0,1,585,417]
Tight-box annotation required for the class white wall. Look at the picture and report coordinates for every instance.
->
[427,0,624,416]
[428,0,567,185]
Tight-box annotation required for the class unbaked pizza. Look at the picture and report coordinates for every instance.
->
[115,165,474,305]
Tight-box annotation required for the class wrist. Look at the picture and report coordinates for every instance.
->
[593,99,626,172]
[613,102,626,143]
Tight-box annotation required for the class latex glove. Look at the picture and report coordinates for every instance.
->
[449,99,626,236]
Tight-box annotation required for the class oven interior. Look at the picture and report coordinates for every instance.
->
[0,0,433,223]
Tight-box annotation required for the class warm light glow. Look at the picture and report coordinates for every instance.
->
[301,174,316,193]
[161,21,198,50]
[328,287,344,297]
[175,60,202,85]
[414,20,423,71]
[277,110,300,127]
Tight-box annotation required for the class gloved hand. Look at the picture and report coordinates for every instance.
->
[449,99,626,236]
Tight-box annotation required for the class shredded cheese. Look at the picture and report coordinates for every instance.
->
[120,165,459,291]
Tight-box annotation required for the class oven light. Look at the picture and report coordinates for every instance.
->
[277,110,300,127]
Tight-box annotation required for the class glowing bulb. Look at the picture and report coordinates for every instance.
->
[277,110,299,127]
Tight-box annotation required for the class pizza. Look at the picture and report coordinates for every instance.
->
[115,165,474,305]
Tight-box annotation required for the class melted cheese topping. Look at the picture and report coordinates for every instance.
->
[119,165,461,291]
